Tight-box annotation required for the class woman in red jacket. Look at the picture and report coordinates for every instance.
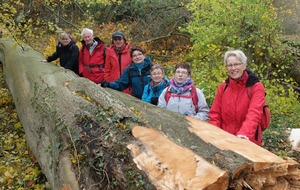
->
[79,28,106,84]
[103,31,132,94]
[209,49,266,146]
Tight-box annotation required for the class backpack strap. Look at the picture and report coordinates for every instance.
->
[190,86,199,112]
[247,86,253,99]
[103,46,106,67]
[164,85,199,112]
[164,86,171,103]
[223,80,229,92]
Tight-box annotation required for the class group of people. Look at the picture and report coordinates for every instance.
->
[42,28,267,146]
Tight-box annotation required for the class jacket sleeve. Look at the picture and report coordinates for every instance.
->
[209,83,226,127]
[78,47,84,74]
[193,88,209,121]
[157,88,168,108]
[103,50,111,81]
[237,83,265,138]
[46,47,59,62]
[141,84,151,103]
[108,67,130,91]
[65,45,79,70]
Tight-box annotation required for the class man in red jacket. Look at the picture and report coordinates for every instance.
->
[103,31,132,94]
[79,28,106,83]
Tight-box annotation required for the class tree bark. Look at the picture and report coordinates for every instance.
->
[0,38,299,190]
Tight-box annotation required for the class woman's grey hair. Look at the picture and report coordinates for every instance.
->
[224,49,247,65]
[150,64,164,74]
[58,32,70,41]
[81,28,93,38]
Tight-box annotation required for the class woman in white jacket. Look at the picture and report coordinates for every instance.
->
[158,62,209,121]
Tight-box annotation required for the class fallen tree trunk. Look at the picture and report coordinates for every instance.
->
[0,38,299,190]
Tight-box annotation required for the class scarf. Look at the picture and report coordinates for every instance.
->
[169,78,194,94]
[87,40,98,54]
[114,44,125,54]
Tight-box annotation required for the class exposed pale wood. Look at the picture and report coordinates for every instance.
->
[187,116,300,189]
[128,126,229,190]
[0,37,300,190]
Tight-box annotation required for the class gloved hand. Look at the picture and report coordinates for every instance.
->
[183,112,192,116]
[150,97,159,105]
[100,80,110,88]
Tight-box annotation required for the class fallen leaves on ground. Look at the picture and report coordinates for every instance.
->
[0,65,49,189]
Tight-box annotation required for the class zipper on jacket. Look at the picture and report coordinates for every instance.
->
[118,54,122,75]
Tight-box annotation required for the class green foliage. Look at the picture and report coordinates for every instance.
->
[1,0,300,188]
[265,79,300,129]
[185,0,284,83]
[185,0,300,133]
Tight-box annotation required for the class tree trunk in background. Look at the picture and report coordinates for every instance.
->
[274,0,300,85]
[274,0,300,35]
[0,38,300,190]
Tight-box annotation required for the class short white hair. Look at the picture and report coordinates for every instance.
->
[224,49,247,65]
[81,28,93,38]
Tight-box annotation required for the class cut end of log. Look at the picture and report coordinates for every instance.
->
[186,116,300,189]
[128,126,229,190]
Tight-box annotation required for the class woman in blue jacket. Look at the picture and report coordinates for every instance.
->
[142,64,169,105]
[101,45,152,99]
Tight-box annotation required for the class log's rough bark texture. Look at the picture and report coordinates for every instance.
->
[0,38,299,190]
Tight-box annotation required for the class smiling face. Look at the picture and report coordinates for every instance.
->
[151,68,164,85]
[60,37,71,46]
[82,32,94,46]
[226,55,246,80]
[174,67,189,84]
[131,50,145,64]
[113,37,125,48]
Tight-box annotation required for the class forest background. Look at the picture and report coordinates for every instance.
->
[0,0,300,189]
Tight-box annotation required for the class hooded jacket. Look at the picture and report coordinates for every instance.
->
[209,70,266,146]
[103,43,131,82]
[79,37,106,83]
[142,77,169,104]
[108,57,152,99]
[47,41,79,74]
[103,43,132,94]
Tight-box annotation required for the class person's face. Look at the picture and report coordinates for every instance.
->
[113,37,125,48]
[174,67,189,84]
[60,37,70,46]
[132,50,145,64]
[151,68,164,84]
[226,56,246,80]
[83,32,94,46]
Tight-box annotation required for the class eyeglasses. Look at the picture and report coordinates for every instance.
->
[226,63,243,69]
[175,70,188,75]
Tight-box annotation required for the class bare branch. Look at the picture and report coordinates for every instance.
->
[42,4,79,30]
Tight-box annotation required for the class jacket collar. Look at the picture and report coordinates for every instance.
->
[225,69,260,87]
